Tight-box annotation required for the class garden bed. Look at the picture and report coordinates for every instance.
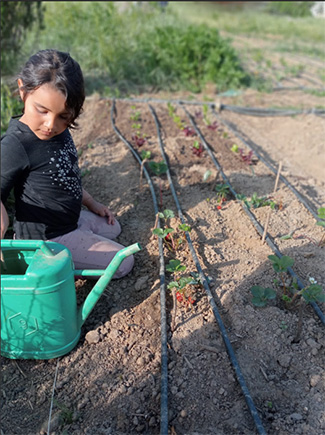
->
[1,88,324,435]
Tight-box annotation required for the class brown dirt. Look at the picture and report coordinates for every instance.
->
[1,68,325,434]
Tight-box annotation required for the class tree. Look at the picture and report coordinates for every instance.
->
[1,1,44,74]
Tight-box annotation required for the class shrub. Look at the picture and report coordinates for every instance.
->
[21,2,250,95]
[1,84,22,135]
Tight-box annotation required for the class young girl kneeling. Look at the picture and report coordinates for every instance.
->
[1,49,134,278]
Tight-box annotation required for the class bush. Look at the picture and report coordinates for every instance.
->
[265,1,314,18]
[21,2,250,95]
[1,1,44,75]
[1,83,22,135]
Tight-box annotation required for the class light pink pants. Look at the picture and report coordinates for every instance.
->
[50,210,134,279]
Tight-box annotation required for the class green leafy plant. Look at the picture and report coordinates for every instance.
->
[248,193,277,210]
[153,209,191,252]
[215,183,230,204]
[268,255,294,296]
[166,259,186,273]
[167,102,185,130]
[148,161,168,207]
[250,286,276,307]
[130,105,141,121]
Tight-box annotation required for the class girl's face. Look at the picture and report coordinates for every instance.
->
[18,80,71,140]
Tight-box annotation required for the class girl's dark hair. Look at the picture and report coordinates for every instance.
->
[18,49,85,128]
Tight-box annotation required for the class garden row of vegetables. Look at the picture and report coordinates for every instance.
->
[109,98,325,434]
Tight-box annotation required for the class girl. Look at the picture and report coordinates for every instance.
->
[1,49,134,278]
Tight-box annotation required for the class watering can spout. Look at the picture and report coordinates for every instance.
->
[77,242,141,327]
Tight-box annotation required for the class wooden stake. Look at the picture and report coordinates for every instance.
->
[262,162,282,244]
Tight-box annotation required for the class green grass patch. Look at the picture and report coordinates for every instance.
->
[169,2,324,44]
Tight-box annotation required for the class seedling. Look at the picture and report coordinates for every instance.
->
[153,209,191,252]
[202,104,211,126]
[148,161,167,177]
[207,121,218,130]
[166,260,198,331]
[148,161,168,208]
[231,145,255,166]
[132,122,142,131]
[268,255,294,296]
[166,259,186,273]
[248,193,277,210]
[215,183,230,206]
[192,140,204,157]
[158,208,175,221]
[167,102,185,130]
[132,134,147,147]
[139,150,152,190]
[183,126,196,137]
[130,105,141,121]
[250,286,276,307]
[251,255,325,341]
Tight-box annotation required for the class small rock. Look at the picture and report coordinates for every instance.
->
[148,416,156,427]
[85,330,100,344]
[290,413,303,421]
[135,275,149,291]
[306,338,320,349]
[136,357,145,366]
[180,409,187,418]
[40,412,61,434]
[310,375,321,387]
[277,354,291,368]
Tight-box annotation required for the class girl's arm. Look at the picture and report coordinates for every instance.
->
[82,188,115,224]
[1,201,9,239]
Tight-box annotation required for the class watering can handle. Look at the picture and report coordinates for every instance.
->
[78,242,142,326]
[0,240,54,256]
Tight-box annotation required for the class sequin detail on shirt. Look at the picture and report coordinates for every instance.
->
[46,135,82,199]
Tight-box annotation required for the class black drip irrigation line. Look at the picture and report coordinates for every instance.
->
[216,104,325,117]
[273,85,325,92]
[211,108,321,222]
[181,105,325,326]
[108,96,325,117]
[148,103,267,435]
[110,101,169,435]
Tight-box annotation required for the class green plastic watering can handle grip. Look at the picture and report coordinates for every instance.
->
[78,242,142,327]
[0,240,54,256]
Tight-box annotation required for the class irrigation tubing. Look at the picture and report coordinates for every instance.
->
[181,105,325,326]
[108,96,325,117]
[211,108,321,222]
[110,101,169,435]
[149,103,267,435]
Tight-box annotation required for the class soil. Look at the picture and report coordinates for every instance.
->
[1,51,325,434]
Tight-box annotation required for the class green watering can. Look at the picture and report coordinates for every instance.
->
[0,239,141,360]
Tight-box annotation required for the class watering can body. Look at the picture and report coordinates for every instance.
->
[1,239,141,360]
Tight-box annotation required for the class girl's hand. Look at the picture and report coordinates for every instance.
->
[82,189,115,224]
[89,200,115,225]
